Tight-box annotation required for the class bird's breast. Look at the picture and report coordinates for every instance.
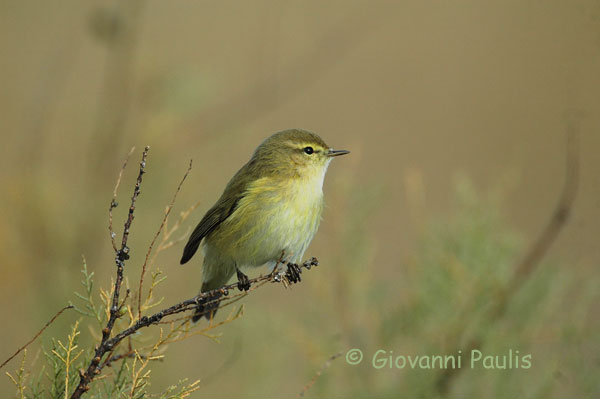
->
[206,174,325,265]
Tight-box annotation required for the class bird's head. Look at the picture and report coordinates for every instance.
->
[253,129,349,179]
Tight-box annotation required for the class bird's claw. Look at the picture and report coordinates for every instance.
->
[285,262,302,284]
[236,269,251,291]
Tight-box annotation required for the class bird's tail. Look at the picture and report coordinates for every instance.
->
[192,280,225,322]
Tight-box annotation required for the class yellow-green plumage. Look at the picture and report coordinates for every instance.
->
[180,129,348,320]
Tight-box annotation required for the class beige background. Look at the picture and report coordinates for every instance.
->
[1,1,599,397]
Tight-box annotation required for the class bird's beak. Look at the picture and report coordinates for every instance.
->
[327,149,350,157]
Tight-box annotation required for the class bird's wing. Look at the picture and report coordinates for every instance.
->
[179,196,240,264]
[180,160,257,265]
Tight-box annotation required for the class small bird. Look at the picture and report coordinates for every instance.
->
[180,129,349,321]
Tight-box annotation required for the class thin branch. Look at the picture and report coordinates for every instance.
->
[0,305,73,371]
[119,146,149,251]
[110,258,318,348]
[138,159,193,318]
[70,257,317,398]
[297,352,343,398]
[72,146,149,399]
[109,146,136,252]
[507,128,580,293]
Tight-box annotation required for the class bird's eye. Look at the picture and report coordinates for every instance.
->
[303,146,314,155]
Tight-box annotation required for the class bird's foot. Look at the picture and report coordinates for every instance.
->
[285,262,302,284]
[192,291,222,322]
[236,268,251,291]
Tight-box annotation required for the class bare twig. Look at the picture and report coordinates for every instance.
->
[109,258,318,348]
[0,305,73,371]
[297,352,343,398]
[109,146,136,252]
[71,258,317,398]
[72,147,149,399]
[119,147,149,251]
[507,128,580,293]
[138,159,193,318]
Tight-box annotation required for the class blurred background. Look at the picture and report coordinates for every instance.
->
[1,1,599,397]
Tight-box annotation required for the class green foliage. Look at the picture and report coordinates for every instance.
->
[71,258,104,326]
[296,178,599,399]
[45,322,84,399]
[5,259,201,399]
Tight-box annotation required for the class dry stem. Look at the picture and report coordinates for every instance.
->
[71,146,149,398]
[137,159,193,318]
[0,305,73,371]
